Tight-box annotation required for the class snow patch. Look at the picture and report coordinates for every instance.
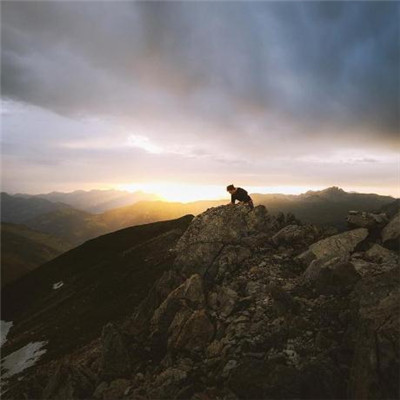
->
[1,340,48,392]
[53,281,64,289]
[0,320,13,347]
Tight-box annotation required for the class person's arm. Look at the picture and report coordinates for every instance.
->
[231,193,235,204]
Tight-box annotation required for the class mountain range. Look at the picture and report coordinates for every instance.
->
[1,187,397,289]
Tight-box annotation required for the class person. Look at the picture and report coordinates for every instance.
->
[226,184,254,209]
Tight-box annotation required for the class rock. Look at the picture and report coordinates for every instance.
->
[172,309,215,352]
[43,362,96,399]
[346,211,388,229]
[365,243,399,264]
[272,224,319,246]
[93,381,109,399]
[246,281,266,297]
[174,205,271,276]
[303,256,360,293]
[268,284,299,314]
[207,285,238,318]
[150,274,205,335]
[102,379,131,400]
[99,322,131,381]
[381,212,400,249]
[206,340,225,358]
[222,359,238,378]
[207,245,251,282]
[149,368,188,399]
[297,228,368,265]
[349,267,400,399]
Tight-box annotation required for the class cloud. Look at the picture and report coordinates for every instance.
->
[1,2,399,195]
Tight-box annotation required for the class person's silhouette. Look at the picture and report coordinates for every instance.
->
[226,184,254,209]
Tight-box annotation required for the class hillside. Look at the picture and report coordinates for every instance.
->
[1,223,73,288]
[0,192,72,224]
[15,189,161,213]
[1,215,194,367]
[1,205,399,399]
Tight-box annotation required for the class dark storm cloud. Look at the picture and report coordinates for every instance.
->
[2,1,398,142]
[1,1,399,196]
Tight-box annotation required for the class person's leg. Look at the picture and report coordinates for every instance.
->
[247,199,254,209]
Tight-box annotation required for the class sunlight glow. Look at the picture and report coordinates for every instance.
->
[117,183,331,203]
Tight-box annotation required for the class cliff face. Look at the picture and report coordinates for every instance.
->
[2,205,399,400]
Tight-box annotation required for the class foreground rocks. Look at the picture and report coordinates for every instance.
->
[3,204,399,400]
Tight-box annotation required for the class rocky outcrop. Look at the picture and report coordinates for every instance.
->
[4,204,399,400]
[173,205,283,276]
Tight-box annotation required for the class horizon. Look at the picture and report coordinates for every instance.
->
[1,2,399,198]
[5,183,399,204]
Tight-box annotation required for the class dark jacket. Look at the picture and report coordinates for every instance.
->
[231,187,252,204]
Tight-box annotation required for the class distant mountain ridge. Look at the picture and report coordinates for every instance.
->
[1,192,72,223]
[2,187,397,248]
[13,189,160,213]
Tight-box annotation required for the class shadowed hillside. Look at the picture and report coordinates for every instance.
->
[1,215,194,367]
[1,223,73,288]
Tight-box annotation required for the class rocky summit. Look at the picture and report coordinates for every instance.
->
[2,204,399,399]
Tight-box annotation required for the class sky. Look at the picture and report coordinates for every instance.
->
[1,1,399,200]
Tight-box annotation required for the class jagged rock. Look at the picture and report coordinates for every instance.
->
[303,256,360,293]
[171,309,214,352]
[346,211,388,229]
[150,274,205,335]
[271,224,319,246]
[42,361,96,399]
[167,304,194,349]
[125,269,185,337]
[365,243,399,264]
[381,211,400,249]
[297,228,368,265]
[207,285,238,318]
[349,267,400,399]
[174,205,272,276]
[206,245,252,282]
[99,323,131,381]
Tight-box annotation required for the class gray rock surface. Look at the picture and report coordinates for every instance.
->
[381,211,400,247]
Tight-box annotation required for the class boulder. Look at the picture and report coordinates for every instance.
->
[365,243,399,265]
[174,205,271,276]
[297,228,368,265]
[381,212,400,249]
[272,224,319,246]
[346,211,388,229]
[303,256,361,293]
